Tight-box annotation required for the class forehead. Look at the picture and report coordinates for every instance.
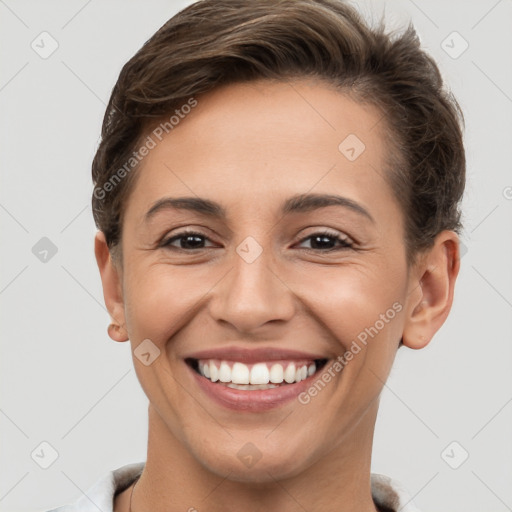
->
[126,79,400,226]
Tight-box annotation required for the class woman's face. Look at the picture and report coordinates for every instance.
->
[102,79,443,481]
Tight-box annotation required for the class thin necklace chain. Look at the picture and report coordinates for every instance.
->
[128,475,141,512]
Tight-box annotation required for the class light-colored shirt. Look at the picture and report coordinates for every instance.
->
[44,461,422,512]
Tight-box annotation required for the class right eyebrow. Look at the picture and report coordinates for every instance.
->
[281,193,375,223]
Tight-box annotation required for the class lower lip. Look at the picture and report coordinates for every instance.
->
[187,362,322,412]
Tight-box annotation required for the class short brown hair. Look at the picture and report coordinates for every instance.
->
[91,0,465,266]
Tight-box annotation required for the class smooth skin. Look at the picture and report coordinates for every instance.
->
[95,78,460,512]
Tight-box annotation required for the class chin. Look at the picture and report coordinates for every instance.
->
[194,441,316,484]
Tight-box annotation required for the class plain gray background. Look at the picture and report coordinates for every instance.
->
[1,0,511,510]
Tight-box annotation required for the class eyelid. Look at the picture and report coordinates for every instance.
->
[159,229,217,249]
[294,229,354,250]
[160,227,355,252]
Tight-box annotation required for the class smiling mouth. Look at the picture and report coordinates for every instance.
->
[186,358,329,390]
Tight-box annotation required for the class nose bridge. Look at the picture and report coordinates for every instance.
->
[209,235,295,332]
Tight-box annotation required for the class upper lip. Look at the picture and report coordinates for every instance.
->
[184,346,328,364]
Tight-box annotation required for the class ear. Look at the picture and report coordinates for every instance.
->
[94,231,129,342]
[402,230,461,349]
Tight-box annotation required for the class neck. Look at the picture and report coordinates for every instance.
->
[125,403,381,512]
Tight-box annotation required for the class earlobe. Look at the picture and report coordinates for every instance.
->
[107,322,129,343]
[402,231,461,350]
[94,231,129,342]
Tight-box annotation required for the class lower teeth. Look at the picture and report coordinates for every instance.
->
[225,382,280,390]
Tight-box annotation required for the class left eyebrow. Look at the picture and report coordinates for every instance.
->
[144,196,226,223]
[143,193,375,224]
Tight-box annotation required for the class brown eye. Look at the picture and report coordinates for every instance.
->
[296,231,354,251]
[161,230,214,250]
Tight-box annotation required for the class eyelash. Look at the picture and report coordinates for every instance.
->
[160,229,354,252]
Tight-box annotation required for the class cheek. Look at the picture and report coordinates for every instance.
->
[292,262,404,345]
[123,264,218,344]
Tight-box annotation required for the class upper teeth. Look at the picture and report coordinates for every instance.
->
[198,360,316,385]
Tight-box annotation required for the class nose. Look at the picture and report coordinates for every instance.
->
[208,244,295,334]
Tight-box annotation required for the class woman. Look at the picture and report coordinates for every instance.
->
[47,0,465,510]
